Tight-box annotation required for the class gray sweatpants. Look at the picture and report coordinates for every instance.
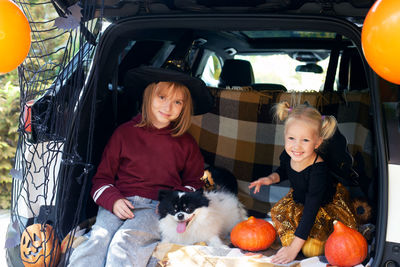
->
[67,196,160,267]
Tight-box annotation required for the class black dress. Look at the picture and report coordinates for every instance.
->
[271,150,357,249]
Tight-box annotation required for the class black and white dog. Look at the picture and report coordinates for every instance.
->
[157,189,246,248]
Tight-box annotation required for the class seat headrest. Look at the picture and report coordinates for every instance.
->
[251,83,287,91]
[338,48,368,91]
[218,59,255,88]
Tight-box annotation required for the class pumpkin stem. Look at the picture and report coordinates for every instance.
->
[248,216,256,222]
[333,220,346,232]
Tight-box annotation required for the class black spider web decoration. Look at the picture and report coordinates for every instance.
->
[7,1,104,265]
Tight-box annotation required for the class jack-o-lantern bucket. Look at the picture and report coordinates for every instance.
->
[20,223,61,267]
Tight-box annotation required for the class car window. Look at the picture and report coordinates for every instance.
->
[199,51,342,91]
[235,54,333,92]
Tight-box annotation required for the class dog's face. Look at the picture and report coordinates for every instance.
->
[158,190,209,233]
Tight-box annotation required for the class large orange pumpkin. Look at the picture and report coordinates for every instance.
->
[325,220,367,267]
[230,216,276,251]
[20,223,61,267]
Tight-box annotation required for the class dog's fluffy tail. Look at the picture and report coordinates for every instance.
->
[206,190,247,233]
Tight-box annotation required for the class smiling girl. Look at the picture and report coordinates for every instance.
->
[68,68,211,267]
[249,101,358,264]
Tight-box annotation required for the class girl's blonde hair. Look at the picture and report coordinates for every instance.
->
[274,101,337,141]
[137,81,193,137]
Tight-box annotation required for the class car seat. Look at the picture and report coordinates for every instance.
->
[218,59,255,88]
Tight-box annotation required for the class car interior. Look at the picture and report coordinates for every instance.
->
[6,7,391,266]
[50,24,376,246]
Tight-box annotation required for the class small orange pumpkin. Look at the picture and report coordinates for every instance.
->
[230,216,276,251]
[20,223,61,267]
[302,237,325,257]
[325,220,367,267]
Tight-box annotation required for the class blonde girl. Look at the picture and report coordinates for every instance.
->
[68,67,211,267]
[249,101,357,264]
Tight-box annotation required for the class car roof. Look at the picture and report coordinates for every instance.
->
[52,0,374,23]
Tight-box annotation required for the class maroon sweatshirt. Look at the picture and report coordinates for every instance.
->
[91,115,205,212]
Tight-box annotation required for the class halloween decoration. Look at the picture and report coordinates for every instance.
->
[201,169,215,191]
[352,198,372,224]
[301,237,325,258]
[124,66,213,115]
[230,216,276,251]
[325,220,367,267]
[362,0,400,84]
[0,0,31,74]
[201,166,238,194]
[20,224,61,267]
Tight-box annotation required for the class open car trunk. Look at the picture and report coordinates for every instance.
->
[59,15,382,266]
[7,0,400,266]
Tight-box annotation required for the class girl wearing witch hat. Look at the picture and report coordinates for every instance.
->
[68,67,213,267]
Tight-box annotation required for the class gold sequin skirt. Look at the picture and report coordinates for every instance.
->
[271,183,357,247]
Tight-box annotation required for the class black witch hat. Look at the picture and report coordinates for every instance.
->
[123,66,214,115]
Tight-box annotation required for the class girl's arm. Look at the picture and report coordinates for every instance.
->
[271,236,305,264]
[248,172,280,194]
[90,130,125,213]
[249,149,288,194]
[295,165,330,240]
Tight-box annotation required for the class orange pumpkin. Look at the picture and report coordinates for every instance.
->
[230,216,276,251]
[20,224,61,267]
[325,220,367,267]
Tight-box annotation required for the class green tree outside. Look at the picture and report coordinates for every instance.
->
[0,81,19,208]
[0,1,71,209]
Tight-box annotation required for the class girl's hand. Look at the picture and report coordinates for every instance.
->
[270,246,299,264]
[248,173,279,194]
[248,177,271,194]
[113,198,135,220]
[271,236,304,264]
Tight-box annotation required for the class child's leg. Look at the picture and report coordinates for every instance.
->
[105,196,160,267]
[270,189,300,246]
[67,207,124,267]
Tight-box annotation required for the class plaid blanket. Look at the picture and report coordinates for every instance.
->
[188,88,373,213]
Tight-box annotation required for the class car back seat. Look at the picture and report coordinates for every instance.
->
[188,87,373,214]
[251,83,287,91]
[218,59,255,88]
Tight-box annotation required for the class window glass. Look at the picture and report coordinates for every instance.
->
[235,54,333,92]
[240,30,337,39]
[201,53,222,87]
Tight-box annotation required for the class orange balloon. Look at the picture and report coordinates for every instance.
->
[0,0,31,74]
[362,0,400,85]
